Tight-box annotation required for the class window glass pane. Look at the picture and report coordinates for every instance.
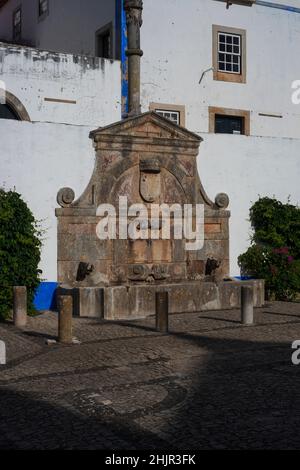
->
[97,30,111,58]
[39,0,48,16]
[156,109,180,125]
[14,11,20,24]
[218,32,242,74]
[13,8,21,39]
[0,104,20,120]
[215,114,244,135]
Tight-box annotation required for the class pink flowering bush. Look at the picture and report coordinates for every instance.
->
[238,197,300,301]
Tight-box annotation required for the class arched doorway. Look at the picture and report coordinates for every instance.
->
[0,103,20,120]
[0,91,30,121]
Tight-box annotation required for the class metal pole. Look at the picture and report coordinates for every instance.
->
[156,292,169,333]
[241,285,254,325]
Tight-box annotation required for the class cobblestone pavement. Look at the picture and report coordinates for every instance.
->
[0,301,300,450]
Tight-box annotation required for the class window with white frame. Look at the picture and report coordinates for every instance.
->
[155,109,180,125]
[218,32,241,74]
[213,25,246,83]
[149,103,186,126]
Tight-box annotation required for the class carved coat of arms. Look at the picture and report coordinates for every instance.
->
[139,158,161,203]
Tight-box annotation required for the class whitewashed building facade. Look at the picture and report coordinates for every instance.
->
[0,0,300,306]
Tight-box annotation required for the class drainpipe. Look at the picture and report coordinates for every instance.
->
[256,1,300,13]
[216,0,300,12]
[124,0,143,117]
[120,0,129,118]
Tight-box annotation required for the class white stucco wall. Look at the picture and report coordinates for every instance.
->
[199,133,300,274]
[139,0,300,274]
[0,119,95,281]
[141,0,300,139]
[0,0,117,57]
[0,43,121,126]
[0,43,121,282]
[34,0,117,57]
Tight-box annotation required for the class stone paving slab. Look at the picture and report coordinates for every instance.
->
[0,301,300,449]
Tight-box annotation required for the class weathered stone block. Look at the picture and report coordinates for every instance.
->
[151,240,172,262]
[104,286,130,320]
[58,261,110,286]
[73,287,104,318]
[127,240,151,263]
[101,280,264,320]
[173,239,186,262]
[187,260,205,279]
[205,223,222,234]
[58,234,111,261]
[204,240,230,261]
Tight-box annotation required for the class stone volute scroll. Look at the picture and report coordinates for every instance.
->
[215,193,230,209]
[57,187,75,208]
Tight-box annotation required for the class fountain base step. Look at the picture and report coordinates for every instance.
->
[58,280,264,320]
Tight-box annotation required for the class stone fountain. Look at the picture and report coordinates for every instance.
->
[56,0,264,319]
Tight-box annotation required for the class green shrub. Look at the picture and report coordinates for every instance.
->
[238,197,300,301]
[250,197,300,258]
[0,189,42,320]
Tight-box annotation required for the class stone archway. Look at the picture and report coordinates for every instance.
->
[4,91,31,121]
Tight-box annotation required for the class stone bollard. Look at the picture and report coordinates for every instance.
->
[58,295,73,344]
[156,292,169,333]
[13,286,27,328]
[241,285,254,325]
[0,340,6,365]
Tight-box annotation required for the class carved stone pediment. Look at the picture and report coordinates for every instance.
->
[89,111,203,144]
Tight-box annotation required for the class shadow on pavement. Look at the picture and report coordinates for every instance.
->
[0,325,300,449]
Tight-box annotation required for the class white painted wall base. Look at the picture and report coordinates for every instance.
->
[0,120,95,281]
